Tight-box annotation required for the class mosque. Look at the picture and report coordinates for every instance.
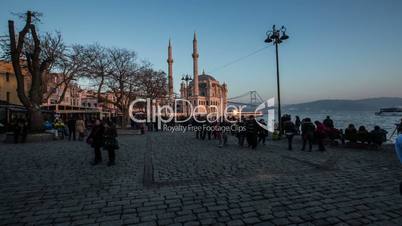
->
[167,33,228,115]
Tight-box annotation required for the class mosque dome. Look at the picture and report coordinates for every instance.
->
[199,74,216,81]
[199,70,217,81]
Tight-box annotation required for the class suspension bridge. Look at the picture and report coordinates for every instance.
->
[228,90,265,107]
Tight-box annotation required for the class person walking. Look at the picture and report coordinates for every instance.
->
[87,119,105,165]
[218,120,228,148]
[301,118,315,151]
[104,121,118,166]
[246,116,258,150]
[257,119,268,145]
[206,120,212,140]
[76,117,86,141]
[283,116,296,150]
[237,117,246,147]
[67,117,77,141]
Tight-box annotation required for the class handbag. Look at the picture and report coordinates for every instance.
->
[104,137,119,150]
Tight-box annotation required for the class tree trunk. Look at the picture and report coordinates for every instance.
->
[121,108,129,129]
[29,107,44,132]
[97,75,104,102]
[57,80,70,104]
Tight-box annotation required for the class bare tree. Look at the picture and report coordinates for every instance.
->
[7,11,64,131]
[43,44,86,104]
[135,67,168,118]
[105,48,139,128]
[136,68,168,100]
[81,43,112,102]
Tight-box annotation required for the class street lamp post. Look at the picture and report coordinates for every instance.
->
[264,25,289,135]
[181,74,192,117]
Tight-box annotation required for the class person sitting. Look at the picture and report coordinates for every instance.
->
[370,125,387,147]
[54,119,67,139]
[394,130,402,195]
[357,125,370,144]
[397,118,402,134]
[344,124,357,143]
[43,119,53,130]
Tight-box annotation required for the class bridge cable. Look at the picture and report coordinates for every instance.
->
[210,46,269,73]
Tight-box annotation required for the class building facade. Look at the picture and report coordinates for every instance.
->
[0,60,119,124]
[0,60,31,105]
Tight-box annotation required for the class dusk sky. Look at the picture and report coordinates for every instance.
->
[1,0,402,104]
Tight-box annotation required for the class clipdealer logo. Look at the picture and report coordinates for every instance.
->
[255,97,275,132]
[128,97,275,132]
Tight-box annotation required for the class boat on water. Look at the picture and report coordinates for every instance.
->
[375,107,402,116]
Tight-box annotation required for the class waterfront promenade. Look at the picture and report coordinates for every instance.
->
[0,132,401,225]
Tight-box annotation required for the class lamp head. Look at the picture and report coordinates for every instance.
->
[270,32,279,40]
[280,31,289,40]
[264,37,273,43]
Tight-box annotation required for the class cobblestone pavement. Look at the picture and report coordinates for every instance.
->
[1,131,402,226]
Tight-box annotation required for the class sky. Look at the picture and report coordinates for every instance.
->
[1,0,402,104]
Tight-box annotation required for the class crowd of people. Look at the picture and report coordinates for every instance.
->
[11,116,119,166]
[8,112,402,169]
[49,117,119,166]
[86,119,119,166]
[191,115,268,149]
[43,117,87,141]
[187,114,401,152]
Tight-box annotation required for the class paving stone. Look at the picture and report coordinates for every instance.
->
[227,219,245,226]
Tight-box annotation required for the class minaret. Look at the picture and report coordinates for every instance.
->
[192,32,199,97]
[167,39,174,99]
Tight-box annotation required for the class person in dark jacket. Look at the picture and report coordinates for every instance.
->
[283,116,296,150]
[67,117,76,141]
[394,130,402,195]
[236,117,246,147]
[87,119,105,165]
[13,117,27,143]
[357,126,370,144]
[397,118,402,134]
[295,116,301,135]
[246,116,258,149]
[323,116,334,129]
[103,121,118,166]
[257,119,268,145]
[370,125,387,147]
[301,118,315,151]
[344,124,358,143]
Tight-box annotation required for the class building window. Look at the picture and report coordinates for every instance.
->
[6,92,10,103]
